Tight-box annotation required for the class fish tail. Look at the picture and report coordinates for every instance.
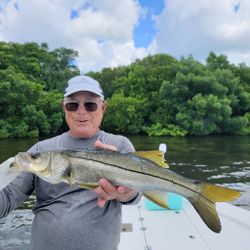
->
[191,184,241,233]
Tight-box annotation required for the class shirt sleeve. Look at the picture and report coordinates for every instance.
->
[0,143,38,219]
[120,192,142,205]
[0,172,34,218]
[118,136,135,153]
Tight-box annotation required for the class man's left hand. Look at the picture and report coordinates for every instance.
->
[94,178,138,208]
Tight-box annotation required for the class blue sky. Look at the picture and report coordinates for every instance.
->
[0,0,250,72]
[133,0,164,47]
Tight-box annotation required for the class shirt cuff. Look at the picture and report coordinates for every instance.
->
[120,192,142,205]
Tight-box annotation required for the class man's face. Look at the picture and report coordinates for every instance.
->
[63,91,106,138]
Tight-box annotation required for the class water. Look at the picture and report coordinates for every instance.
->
[0,136,249,249]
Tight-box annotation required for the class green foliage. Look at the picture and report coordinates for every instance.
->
[102,93,146,134]
[1,41,250,137]
[224,116,249,135]
[37,92,64,134]
[242,112,250,135]
[0,42,77,138]
[187,94,232,135]
[206,52,231,70]
[0,120,10,139]
[143,123,187,137]
[149,54,250,136]
[11,121,29,138]
[0,42,79,92]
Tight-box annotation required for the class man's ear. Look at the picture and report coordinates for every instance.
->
[102,100,107,112]
[61,101,66,113]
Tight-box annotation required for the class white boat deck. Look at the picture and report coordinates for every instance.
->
[119,198,250,250]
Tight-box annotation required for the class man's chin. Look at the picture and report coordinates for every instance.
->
[70,127,97,138]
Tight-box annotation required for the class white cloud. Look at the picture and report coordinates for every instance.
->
[0,0,69,46]
[153,0,250,65]
[0,0,149,72]
[2,0,249,72]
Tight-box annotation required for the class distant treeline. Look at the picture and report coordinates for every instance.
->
[0,41,250,138]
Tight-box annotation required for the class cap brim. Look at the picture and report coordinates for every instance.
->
[64,87,104,99]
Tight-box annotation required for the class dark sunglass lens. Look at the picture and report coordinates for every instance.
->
[84,102,98,112]
[65,102,79,111]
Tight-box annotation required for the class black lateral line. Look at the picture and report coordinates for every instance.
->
[70,154,201,197]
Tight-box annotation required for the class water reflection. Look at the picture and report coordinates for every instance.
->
[0,210,32,250]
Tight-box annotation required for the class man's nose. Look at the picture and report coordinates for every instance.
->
[77,104,87,113]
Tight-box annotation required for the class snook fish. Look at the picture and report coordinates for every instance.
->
[9,149,240,233]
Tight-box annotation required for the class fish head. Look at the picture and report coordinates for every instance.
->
[13,152,51,173]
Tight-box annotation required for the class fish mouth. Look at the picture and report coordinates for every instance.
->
[14,155,32,171]
[15,153,48,172]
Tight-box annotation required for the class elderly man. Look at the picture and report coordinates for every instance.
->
[0,75,139,250]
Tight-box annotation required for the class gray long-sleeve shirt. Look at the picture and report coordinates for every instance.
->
[0,131,139,250]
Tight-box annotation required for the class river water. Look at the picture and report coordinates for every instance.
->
[0,135,249,249]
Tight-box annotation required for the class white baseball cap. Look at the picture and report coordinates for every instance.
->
[64,75,104,100]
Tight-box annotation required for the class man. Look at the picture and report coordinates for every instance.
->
[0,75,140,250]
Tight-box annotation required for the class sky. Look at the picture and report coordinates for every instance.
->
[0,0,250,73]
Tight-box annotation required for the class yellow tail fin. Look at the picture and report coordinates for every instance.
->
[202,184,241,202]
[192,184,241,233]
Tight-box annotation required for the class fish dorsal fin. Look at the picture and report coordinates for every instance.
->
[135,150,168,168]
[143,191,169,209]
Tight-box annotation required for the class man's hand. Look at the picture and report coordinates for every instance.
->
[94,179,137,208]
[94,140,138,208]
[94,140,117,151]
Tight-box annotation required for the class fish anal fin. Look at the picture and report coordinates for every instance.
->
[143,191,169,209]
[77,183,99,190]
[135,151,168,168]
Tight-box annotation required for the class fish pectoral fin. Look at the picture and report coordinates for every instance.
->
[191,184,241,233]
[143,191,169,209]
[77,183,99,190]
[135,150,168,168]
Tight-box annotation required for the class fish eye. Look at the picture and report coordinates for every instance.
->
[31,152,41,160]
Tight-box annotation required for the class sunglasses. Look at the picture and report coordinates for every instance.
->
[64,100,102,112]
